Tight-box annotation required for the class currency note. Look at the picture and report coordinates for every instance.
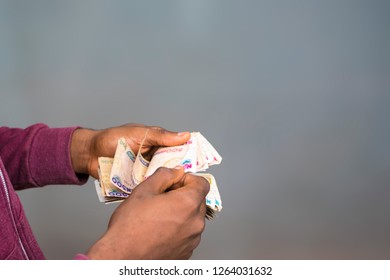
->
[110,138,136,193]
[96,132,223,218]
[98,157,129,198]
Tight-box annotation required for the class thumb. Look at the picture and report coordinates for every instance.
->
[139,166,185,195]
[145,127,191,147]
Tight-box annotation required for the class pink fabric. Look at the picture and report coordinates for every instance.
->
[0,123,89,259]
[74,253,90,260]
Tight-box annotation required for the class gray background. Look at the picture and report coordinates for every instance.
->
[1,0,390,259]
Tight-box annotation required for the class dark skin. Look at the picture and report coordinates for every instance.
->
[70,124,192,178]
[70,124,210,259]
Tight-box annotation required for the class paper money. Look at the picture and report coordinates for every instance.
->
[95,132,223,218]
[98,157,129,199]
[144,133,221,177]
[110,138,136,193]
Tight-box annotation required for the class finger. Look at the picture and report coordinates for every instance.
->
[181,173,211,200]
[139,166,185,195]
[123,123,145,127]
[168,173,210,205]
[145,127,191,147]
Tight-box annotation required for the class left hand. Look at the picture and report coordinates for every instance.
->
[70,123,191,178]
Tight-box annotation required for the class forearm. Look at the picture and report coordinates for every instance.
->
[0,123,88,189]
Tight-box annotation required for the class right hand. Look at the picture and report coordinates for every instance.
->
[86,166,210,259]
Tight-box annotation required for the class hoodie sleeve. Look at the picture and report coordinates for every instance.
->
[0,123,88,190]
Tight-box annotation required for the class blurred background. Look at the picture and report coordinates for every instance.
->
[1,0,390,259]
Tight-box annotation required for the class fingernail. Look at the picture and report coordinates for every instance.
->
[177,132,188,136]
[174,165,183,170]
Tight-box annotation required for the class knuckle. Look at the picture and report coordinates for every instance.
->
[130,186,149,199]
[192,174,210,187]
[180,191,200,208]
[198,177,211,192]
[150,126,165,132]
[194,217,206,234]
[189,175,210,195]
[153,166,178,185]
[154,166,171,177]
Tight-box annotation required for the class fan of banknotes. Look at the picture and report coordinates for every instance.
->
[94,132,222,219]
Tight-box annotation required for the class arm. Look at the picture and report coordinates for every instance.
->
[0,123,87,189]
[0,123,190,189]
[1,122,205,259]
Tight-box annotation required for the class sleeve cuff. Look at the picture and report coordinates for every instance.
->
[29,126,89,186]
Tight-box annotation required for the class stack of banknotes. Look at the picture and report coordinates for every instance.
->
[94,132,222,219]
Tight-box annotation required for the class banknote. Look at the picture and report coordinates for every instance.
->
[196,173,222,212]
[98,157,129,199]
[130,148,150,188]
[144,132,221,177]
[143,136,195,179]
[95,132,223,218]
[109,137,137,193]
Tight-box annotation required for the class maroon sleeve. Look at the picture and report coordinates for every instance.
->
[0,123,88,190]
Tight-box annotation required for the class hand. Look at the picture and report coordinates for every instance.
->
[86,166,210,259]
[70,124,191,178]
